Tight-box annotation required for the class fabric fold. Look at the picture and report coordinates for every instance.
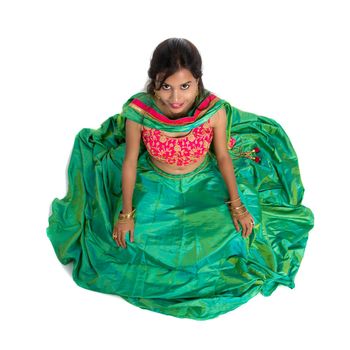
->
[46,91,314,320]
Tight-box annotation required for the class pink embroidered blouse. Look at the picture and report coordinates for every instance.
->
[141,118,214,167]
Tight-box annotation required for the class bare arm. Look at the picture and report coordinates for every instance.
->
[212,108,240,203]
[212,108,254,237]
[121,119,141,213]
[113,119,141,248]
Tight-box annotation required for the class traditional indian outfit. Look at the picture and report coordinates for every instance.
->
[46,90,314,320]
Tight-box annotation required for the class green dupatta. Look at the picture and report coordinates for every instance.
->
[116,90,234,153]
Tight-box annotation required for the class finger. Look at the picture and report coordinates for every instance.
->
[112,230,117,244]
[113,233,119,246]
[247,224,251,237]
[248,223,253,236]
[112,229,118,245]
[248,220,255,236]
[248,227,252,236]
[242,224,247,238]
[239,220,244,237]
[243,223,249,238]
[233,218,240,232]
[130,230,134,243]
[117,232,122,247]
[119,232,124,248]
[121,232,127,249]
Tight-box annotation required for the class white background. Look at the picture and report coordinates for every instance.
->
[1,0,349,349]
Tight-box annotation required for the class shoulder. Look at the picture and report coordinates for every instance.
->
[210,107,227,128]
[198,90,228,127]
[126,118,142,132]
[122,91,152,128]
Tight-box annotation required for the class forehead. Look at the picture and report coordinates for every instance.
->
[159,68,196,85]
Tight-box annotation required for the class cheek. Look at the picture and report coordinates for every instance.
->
[185,91,197,102]
[157,91,167,98]
[157,92,170,102]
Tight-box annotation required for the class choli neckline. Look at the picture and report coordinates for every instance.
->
[160,129,193,139]
[142,119,211,140]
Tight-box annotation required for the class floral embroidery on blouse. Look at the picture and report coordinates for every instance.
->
[142,118,214,166]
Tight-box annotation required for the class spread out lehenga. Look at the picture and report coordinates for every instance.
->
[46,90,314,320]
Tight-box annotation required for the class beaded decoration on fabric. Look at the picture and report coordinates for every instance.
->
[141,118,214,166]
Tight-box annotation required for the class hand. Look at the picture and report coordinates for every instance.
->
[112,218,135,249]
[231,211,255,238]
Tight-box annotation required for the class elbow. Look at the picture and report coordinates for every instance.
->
[123,157,138,168]
[216,152,231,164]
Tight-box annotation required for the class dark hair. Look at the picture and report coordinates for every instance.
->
[145,38,205,99]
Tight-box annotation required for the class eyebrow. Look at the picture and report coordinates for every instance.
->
[161,80,192,87]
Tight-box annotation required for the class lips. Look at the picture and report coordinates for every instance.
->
[170,103,184,109]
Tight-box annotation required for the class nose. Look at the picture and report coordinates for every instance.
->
[170,89,181,102]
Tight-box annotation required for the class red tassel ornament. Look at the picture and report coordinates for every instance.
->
[232,145,262,163]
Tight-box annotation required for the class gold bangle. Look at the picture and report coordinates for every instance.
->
[229,205,248,214]
[118,208,136,220]
[225,198,241,204]
[117,218,133,224]
[228,204,245,210]
[231,211,248,216]
[228,204,247,212]
[231,210,249,218]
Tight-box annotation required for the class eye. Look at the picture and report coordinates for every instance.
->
[161,84,171,90]
[181,83,190,90]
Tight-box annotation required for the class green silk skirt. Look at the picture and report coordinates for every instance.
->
[46,109,314,320]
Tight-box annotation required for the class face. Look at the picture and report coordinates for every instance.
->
[154,68,199,117]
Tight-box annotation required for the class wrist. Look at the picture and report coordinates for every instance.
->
[225,197,242,206]
[118,207,136,223]
[122,207,133,214]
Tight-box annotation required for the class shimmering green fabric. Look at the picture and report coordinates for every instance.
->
[46,92,314,320]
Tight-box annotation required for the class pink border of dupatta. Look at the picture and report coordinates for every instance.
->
[129,93,220,125]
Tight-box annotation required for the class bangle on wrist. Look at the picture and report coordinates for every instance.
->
[118,207,136,223]
[225,197,241,205]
